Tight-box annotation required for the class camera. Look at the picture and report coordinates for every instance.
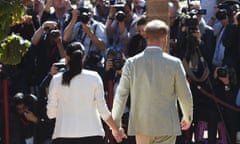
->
[114,3,126,22]
[112,57,125,70]
[77,7,91,24]
[106,48,125,70]
[181,9,199,32]
[49,29,61,38]
[216,9,228,20]
[217,2,240,18]
[54,62,67,71]
[217,66,228,77]
[84,51,103,69]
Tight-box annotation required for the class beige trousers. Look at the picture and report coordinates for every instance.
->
[135,135,176,144]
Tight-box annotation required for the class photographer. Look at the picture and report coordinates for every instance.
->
[11,92,54,144]
[212,65,239,144]
[41,0,72,36]
[212,7,230,67]
[105,0,138,57]
[63,2,107,77]
[26,20,65,92]
[176,1,220,143]
[222,11,240,86]
[222,11,240,143]
[103,48,135,144]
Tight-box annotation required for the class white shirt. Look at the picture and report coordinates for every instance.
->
[47,69,111,139]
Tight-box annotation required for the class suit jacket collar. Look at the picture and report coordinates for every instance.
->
[144,46,163,55]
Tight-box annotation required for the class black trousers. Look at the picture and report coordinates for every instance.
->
[52,136,104,144]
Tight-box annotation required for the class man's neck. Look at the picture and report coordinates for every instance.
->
[147,41,160,47]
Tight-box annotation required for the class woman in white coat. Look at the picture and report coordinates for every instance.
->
[47,41,126,144]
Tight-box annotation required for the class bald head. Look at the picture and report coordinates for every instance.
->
[144,19,169,40]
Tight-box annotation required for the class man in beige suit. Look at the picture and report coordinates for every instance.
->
[112,19,193,144]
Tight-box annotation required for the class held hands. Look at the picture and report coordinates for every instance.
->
[112,127,127,143]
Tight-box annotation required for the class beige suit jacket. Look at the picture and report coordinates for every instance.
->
[112,47,193,136]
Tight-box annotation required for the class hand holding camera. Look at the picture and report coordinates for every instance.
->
[69,7,91,24]
[105,58,114,71]
[214,66,229,82]
[53,62,67,73]
[107,2,126,22]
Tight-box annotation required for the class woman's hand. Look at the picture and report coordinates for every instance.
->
[112,127,127,143]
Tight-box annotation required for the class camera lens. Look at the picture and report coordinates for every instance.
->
[217,67,228,77]
[50,29,60,38]
[112,58,125,70]
[115,11,126,22]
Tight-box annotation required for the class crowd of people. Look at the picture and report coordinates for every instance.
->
[0,0,240,144]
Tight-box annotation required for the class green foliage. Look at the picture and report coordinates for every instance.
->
[0,0,26,40]
[0,33,30,65]
[0,0,29,65]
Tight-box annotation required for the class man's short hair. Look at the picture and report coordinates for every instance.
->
[144,19,169,39]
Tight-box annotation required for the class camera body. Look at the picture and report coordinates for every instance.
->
[54,62,67,72]
[181,8,206,32]
[217,2,240,19]
[181,10,199,32]
[44,26,61,40]
[217,66,228,77]
[77,7,91,24]
[112,57,125,70]
[84,51,103,69]
[114,3,126,22]
[106,48,125,70]
[216,9,228,20]
[49,29,61,38]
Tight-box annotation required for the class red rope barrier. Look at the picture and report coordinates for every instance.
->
[3,79,10,144]
[197,85,240,112]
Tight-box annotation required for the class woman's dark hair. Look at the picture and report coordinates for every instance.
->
[62,42,85,86]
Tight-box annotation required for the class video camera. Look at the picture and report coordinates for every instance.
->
[181,8,206,32]
[216,1,240,20]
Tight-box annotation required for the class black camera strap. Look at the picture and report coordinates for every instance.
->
[87,24,98,55]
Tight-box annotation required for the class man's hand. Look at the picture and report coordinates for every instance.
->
[24,110,39,124]
[181,118,191,130]
[105,58,113,71]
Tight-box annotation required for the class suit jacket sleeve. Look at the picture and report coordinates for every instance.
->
[112,59,131,128]
[175,60,193,123]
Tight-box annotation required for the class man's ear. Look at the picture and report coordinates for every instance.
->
[160,35,168,52]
